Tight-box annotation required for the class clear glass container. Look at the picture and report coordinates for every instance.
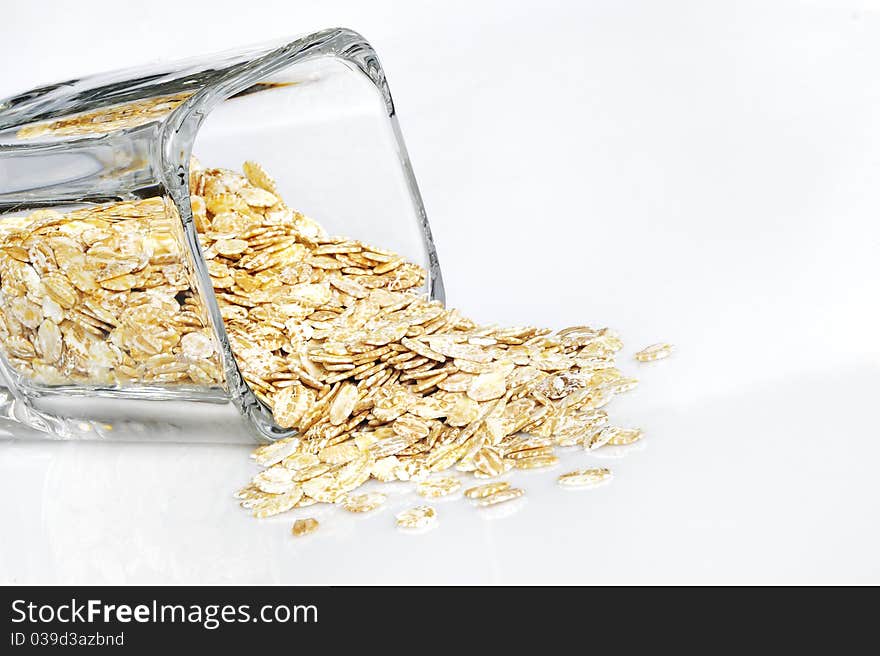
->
[0,28,443,443]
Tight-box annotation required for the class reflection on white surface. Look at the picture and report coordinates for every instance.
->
[591,442,648,460]
[2,363,878,584]
[475,496,528,522]
[2,0,880,583]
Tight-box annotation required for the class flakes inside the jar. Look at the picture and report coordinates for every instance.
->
[0,197,224,389]
[180,331,215,360]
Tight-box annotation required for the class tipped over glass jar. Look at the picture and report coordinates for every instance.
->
[0,29,444,443]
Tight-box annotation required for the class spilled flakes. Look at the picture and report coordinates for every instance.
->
[0,158,670,539]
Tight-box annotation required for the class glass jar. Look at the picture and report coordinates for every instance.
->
[0,28,443,443]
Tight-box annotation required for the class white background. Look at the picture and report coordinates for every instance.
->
[2,0,879,584]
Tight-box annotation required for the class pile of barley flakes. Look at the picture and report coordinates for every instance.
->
[198,160,671,534]
[0,157,671,536]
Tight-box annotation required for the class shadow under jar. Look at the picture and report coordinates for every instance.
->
[0,28,443,443]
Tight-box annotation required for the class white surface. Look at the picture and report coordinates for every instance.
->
[2,0,880,584]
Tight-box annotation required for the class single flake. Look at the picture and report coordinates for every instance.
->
[557,468,612,488]
[634,343,673,362]
[395,505,437,529]
[292,517,319,536]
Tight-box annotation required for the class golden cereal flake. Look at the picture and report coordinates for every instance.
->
[234,484,264,502]
[214,238,249,256]
[372,386,417,422]
[436,373,473,393]
[463,481,511,499]
[426,337,492,363]
[289,282,333,307]
[473,446,505,477]
[292,517,320,537]
[328,382,358,426]
[41,272,78,309]
[336,452,374,491]
[585,426,621,451]
[391,413,431,441]
[634,343,673,362]
[424,442,465,472]
[271,385,313,429]
[416,476,461,498]
[328,275,369,299]
[35,319,62,363]
[395,505,437,529]
[370,455,403,482]
[401,337,445,363]
[467,369,508,402]
[318,441,361,464]
[372,258,404,275]
[410,395,453,420]
[446,394,482,427]
[476,488,524,507]
[301,474,345,503]
[9,297,43,329]
[512,454,559,470]
[251,437,301,467]
[291,462,334,482]
[505,446,554,461]
[239,187,278,208]
[340,491,387,513]
[606,427,644,446]
[180,330,215,360]
[253,466,296,494]
[251,486,303,518]
[473,459,514,479]
[557,468,612,488]
[99,273,138,291]
[242,160,278,194]
[282,453,320,471]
